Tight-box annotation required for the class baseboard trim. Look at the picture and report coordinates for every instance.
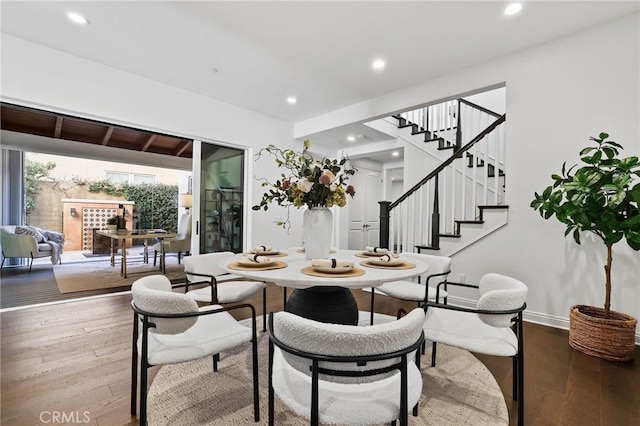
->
[446,295,640,345]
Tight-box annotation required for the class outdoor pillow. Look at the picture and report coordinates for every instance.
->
[15,225,47,242]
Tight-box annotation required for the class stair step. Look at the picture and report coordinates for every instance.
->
[415,245,440,252]
[437,233,461,239]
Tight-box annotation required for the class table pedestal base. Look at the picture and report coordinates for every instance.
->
[285,287,358,325]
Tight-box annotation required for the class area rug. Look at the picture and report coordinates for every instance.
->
[147,315,508,425]
[53,260,186,293]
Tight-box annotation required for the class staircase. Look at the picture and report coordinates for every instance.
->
[379,98,508,256]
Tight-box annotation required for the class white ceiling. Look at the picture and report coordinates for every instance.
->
[2,1,638,162]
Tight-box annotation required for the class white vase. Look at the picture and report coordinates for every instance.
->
[302,207,333,260]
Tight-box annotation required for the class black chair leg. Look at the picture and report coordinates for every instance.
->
[262,287,267,332]
[431,342,438,367]
[282,287,287,309]
[213,353,219,371]
[268,339,275,426]
[153,250,158,266]
[370,289,375,325]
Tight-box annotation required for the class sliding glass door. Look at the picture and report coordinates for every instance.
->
[192,141,246,254]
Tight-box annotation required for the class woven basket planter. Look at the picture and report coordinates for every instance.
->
[569,305,637,362]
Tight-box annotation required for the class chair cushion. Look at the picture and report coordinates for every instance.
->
[36,243,53,253]
[376,280,447,302]
[273,308,425,384]
[132,275,199,334]
[186,280,266,303]
[423,307,518,356]
[183,252,234,280]
[272,348,422,424]
[477,273,528,327]
[140,304,253,365]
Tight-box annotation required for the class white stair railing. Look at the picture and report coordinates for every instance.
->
[382,105,505,254]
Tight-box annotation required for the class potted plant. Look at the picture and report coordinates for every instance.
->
[531,132,640,361]
[106,214,127,231]
[106,216,118,232]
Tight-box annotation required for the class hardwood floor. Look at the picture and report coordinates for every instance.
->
[1,283,638,425]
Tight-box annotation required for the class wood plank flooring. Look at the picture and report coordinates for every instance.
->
[1,283,638,425]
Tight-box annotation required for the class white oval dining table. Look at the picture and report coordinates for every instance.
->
[221,249,429,325]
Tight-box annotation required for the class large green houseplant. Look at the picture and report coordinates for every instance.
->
[531,132,640,361]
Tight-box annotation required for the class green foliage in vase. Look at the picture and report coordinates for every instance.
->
[252,139,356,230]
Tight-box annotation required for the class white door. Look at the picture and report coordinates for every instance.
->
[348,169,381,250]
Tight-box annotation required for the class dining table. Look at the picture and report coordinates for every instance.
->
[96,229,178,278]
[221,248,429,325]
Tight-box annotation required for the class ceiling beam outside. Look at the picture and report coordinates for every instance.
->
[174,140,192,157]
[101,126,114,145]
[54,117,63,139]
[141,134,156,152]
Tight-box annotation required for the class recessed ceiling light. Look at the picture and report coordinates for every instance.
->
[67,12,89,25]
[392,151,399,157]
[372,59,386,70]
[287,97,297,104]
[504,3,522,15]
[347,136,355,142]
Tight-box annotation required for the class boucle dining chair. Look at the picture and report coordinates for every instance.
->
[130,275,259,426]
[268,308,425,426]
[369,253,452,324]
[423,273,527,426]
[182,252,268,331]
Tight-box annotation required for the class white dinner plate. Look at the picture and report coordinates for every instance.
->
[363,251,388,256]
[312,265,354,274]
[250,250,279,256]
[237,259,275,268]
[367,258,405,267]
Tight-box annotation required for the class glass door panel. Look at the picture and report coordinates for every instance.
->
[195,142,245,254]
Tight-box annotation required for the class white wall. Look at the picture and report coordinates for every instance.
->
[0,35,304,250]
[301,13,640,337]
[3,15,639,338]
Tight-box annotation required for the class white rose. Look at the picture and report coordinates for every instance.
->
[297,178,314,193]
[329,183,337,192]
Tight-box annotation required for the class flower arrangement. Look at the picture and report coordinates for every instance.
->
[252,139,356,229]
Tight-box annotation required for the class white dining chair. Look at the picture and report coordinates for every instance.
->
[423,273,527,426]
[268,308,425,426]
[182,252,267,331]
[130,274,259,426]
[369,252,452,324]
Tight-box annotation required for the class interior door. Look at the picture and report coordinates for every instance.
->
[348,169,381,250]
[192,141,247,254]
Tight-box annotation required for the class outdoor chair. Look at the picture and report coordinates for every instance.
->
[268,308,425,426]
[423,273,527,426]
[130,275,259,426]
[153,213,191,268]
